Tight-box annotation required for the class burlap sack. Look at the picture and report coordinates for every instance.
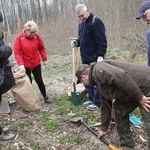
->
[11,66,41,111]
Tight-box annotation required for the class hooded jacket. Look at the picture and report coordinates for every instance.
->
[13,30,47,70]
[77,13,107,63]
[89,60,150,131]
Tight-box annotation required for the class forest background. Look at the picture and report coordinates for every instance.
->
[0,0,149,56]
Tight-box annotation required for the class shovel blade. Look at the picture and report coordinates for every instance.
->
[71,91,82,106]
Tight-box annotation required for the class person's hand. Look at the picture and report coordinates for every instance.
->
[97,130,107,139]
[97,56,103,63]
[42,61,47,66]
[19,65,25,70]
[139,96,150,112]
[71,40,78,47]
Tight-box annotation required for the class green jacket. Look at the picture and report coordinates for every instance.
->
[90,60,150,131]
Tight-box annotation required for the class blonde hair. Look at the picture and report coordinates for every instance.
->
[24,21,38,32]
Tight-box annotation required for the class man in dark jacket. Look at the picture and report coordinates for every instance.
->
[0,10,15,141]
[72,4,107,110]
[76,60,150,149]
[136,1,150,66]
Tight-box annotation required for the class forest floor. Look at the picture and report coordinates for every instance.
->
[0,54,148,150]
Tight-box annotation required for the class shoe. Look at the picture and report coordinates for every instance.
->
[111,138,135,148]
[0,132,15,141]
[44,96,52,103]
[2,128,9,133]
[83,100,93,105]
[87,104,99,111]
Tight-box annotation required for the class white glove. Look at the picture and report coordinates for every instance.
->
[71,40,78,48]
[97,57,103,63]
[42,61,47,66]
[19,65,25,70]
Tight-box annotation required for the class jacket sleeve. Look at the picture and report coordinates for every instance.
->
[146,29,150,66]
[37,34,47,61]
[95,62,144,101]
[100,97,112,131]
[93,18,107,57]
[13,36,24,66]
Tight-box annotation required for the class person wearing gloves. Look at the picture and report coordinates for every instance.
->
[136,1,150,66]
[0,11,16,140]
[72,4,107,110]
[75,61,150,149]
[13,21,51,103]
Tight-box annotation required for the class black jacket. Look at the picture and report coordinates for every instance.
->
[77,13,107,63]
[0,33,15,94]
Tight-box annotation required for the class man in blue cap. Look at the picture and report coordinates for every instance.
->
[136,1,150,66]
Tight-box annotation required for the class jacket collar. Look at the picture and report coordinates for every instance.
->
[88,62,96,87]
[85,13,94,23]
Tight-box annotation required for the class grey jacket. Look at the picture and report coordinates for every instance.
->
[90,60,150,130]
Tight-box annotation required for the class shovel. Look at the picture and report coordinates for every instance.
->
[71,82,81,106]
[70,38,82,106]
[83,120,121,150]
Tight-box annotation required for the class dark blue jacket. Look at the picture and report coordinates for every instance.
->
[77,13,107,63]
[146,29,150,66]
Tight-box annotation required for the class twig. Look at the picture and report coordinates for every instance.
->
[33,129,55,145]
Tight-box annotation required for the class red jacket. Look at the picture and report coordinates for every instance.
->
[13,30,47,69]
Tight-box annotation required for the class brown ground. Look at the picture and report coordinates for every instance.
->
[0,54,148,150]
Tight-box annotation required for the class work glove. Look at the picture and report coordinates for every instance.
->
[71,40,78,48]
[97,56,103,63]
[42,61,47,66]
[19,65,25,70]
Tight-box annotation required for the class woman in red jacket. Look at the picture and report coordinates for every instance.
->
[13,21,51,103]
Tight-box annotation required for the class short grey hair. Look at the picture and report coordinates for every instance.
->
[75,4,87,13]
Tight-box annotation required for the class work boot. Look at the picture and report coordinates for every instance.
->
[111,138,135,149]
[44,96,52,103]
[0,132,15,141]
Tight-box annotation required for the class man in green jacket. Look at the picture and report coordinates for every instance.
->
[76,60,150,149]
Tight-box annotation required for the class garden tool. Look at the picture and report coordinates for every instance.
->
[83,120,122,150]
[70,38,81,106]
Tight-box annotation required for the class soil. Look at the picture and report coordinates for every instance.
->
[0,54,148,150]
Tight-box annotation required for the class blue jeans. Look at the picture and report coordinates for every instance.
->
[85,85,100,107]
[81,59,100,107]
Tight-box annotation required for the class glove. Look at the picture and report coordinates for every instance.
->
[71,40,78,47]
[42,61,47,66]
[97,57,103,63]
[19,65,25,70]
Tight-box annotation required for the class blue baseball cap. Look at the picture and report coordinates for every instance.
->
[136,1,150,19]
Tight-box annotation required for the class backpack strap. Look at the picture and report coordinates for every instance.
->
[92,16,96,25]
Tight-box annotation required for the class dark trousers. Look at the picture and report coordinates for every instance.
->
[114,100,150,149]
[25,64,46,97]
[0,95,2,134]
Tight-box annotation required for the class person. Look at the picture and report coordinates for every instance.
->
[13,21,52,103]
[72,4,107,110]
[0,11,15,140]
[75,60,150,149]
[136,1,150,66]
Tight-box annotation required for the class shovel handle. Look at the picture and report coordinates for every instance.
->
[83,121,121,150]
[73,82,76,92]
